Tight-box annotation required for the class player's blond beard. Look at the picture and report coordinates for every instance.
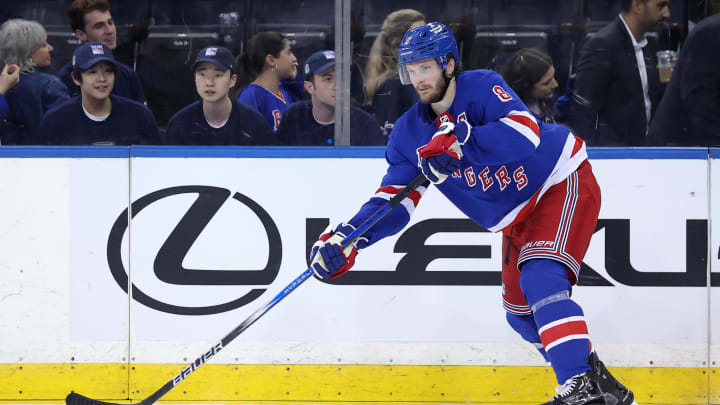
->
[418,71,455,104]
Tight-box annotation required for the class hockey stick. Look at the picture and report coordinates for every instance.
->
[66,173,427,405]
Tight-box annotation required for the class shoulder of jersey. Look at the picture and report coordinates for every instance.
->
[393,102,420,128]
[239,84,259,96]
[458,69,502,87]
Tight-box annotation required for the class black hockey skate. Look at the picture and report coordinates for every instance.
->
[588,352,638,405]
[542,353,638,405]
[541,371,607,404]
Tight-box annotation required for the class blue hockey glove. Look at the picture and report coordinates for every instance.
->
[309,223,359,279]
[417,122,465,184]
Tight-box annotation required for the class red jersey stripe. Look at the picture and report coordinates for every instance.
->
[540,320,589,347]
[406,190,422,206]
[376,185,402,195]
[571,135,584,157]
[375,186,422,207]
[507,114,540,138]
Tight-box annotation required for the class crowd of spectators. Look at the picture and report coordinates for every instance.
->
[0,0,718,146]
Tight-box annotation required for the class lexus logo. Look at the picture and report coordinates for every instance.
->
[107,185,282,315]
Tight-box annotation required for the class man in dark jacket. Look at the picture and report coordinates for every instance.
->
[277,50,385,146]
[571,0,670,146]
[56,0,146,104]
[648,14,720,146]
[38,43,158,145]
[164,46,272,145]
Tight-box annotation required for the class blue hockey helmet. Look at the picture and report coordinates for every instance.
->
[397,22,459,85]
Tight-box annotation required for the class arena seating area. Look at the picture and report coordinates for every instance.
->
[0,0,686,127]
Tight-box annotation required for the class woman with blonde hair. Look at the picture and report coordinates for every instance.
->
[0,19,69,144]
[364,9,426,135]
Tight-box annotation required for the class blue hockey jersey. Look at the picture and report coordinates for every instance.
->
[238,83,300,132]
[346,69,587,249]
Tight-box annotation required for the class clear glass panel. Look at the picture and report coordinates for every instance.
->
[351,0,687,144]
[1,0,150,79]
[135,0,335,129]
[0,0,692,144]
[233,0,335,139]
[355,0,584,139]
[138,0,245,127]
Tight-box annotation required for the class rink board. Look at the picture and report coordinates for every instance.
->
[0,146,717,404]
[1,364,715,404]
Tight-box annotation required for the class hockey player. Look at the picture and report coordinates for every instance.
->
[308,22,637,405]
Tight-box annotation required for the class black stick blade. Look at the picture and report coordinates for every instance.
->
[66,392,130,405]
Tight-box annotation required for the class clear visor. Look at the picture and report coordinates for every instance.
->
[398,60,437,86]
[398,63,412,85]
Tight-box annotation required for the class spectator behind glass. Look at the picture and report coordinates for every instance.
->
[500,48,563,123]
[0,64,21,124]
[164,46,272,145]
[37,43,158,145]
[0,19,70,145]
[364,9,426,136]
[235,31,301,133]
[277,50,385,146]
[648,13,720,145]
[571,0,670,146]
[56,0,146,104]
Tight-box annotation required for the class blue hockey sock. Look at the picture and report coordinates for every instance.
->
[506,312,550,362]
[520,259,591,384]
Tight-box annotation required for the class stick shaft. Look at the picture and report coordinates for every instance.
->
[67,173,427,405]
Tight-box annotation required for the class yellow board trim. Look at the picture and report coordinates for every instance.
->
[0,364,716,404]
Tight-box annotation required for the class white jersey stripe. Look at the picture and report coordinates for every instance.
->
[400,197,417,216]
[374,184,427,217]
[545,334,591,352]
[488,133,586,233]
[500,117,541,148]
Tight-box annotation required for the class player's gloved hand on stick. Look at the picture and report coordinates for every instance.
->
[309,223,359,279]
[417,121,466,184]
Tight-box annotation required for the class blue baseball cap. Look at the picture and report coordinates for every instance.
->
[304,50,335,76]
[72,43,116,70]
[192,46,236,73]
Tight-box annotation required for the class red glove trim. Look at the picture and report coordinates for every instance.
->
[417,134,461,159]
